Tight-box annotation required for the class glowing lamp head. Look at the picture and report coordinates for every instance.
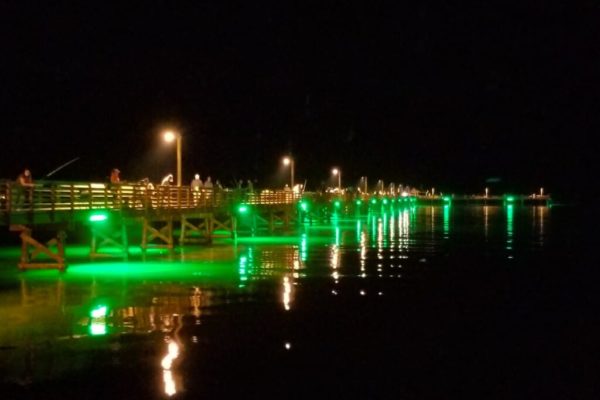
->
[163,131,176,143]
[331,168,339,176]
[283,157,291,166]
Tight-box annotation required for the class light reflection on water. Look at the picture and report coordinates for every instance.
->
[0,205,552,395]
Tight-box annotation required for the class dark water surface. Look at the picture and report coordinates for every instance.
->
[0,205,596,399]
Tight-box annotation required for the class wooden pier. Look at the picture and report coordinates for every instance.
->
[0,180,300,270]
[0,179,550,270]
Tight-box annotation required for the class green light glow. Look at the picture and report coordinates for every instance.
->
[238,204,249,213]
[443,196,451,202]
[443,204,450,238]
[371,199,377,204]
[334,200,341,208]
[300,201,309,211]
[239,255,248,283]
[89,213,108,222]
[300,233,308,261]
[90,322,107,336]
[356,200,362,206]
[91,305,108,318]
[505,196,515,202]
[90,304,108,336]
[506,204,514,250]
[382,198,388,205]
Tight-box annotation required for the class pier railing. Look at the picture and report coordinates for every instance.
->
[0,180,301,221]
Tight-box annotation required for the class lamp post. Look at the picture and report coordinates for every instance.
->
[163,131,182,186]
[283,156,295,188]
[332,168,341,190]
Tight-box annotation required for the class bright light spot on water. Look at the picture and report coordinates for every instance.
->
[360,290,366,296]
[90,322,106,336]
[332,290,338,295]
[283,276,292,311]
[285,342,292,350]
[161,356,172,370]
[163,370,176,397]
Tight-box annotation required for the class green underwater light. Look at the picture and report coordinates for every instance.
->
[89,212,108,222]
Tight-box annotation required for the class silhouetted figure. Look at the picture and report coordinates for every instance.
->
[15,168,33,209]
[110,168,120,184]
[161,174,174,186]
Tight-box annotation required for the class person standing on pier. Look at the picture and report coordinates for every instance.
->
[191,173,203,205]
[109,168,121,207]
[161,173,173,186]
[159,174,174,207]
[110,168,120,184]
[14,168,34,209]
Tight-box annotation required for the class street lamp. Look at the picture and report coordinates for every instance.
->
[332,168,341,190]
[163,130,182,186]
[282,156,295,188]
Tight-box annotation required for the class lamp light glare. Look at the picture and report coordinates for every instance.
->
[163,131,176,143]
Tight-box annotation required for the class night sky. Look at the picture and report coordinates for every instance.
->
[1,2,596,198]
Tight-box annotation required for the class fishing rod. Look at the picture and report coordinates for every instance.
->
[45,157,80,178]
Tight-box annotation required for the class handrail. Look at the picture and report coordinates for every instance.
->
[0,180,302,217]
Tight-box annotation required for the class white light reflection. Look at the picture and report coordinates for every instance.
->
[163,370,176,397]
[282,276,292,311]
[360,231,367,274]
[537,206,545,246]
[191,287,201,318]
[161,340,180,397]
[330,239,340,283]
[377,217,384,249]
[483,206,489,239]
[398,209,409,252]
